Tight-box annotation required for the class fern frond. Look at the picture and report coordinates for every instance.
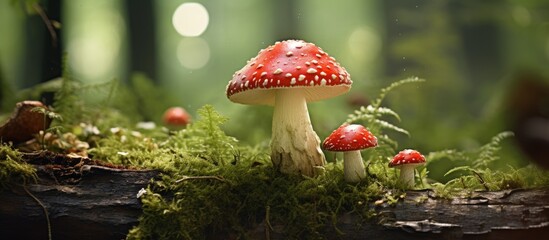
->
[426,149,469,164]
[370,77,425,109]
[346,106,401,124]
[444,166,472,177]
[374,119,409,136]
[474,131,514,168]
[169,105,238,166]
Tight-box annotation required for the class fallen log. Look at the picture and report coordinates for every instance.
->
[1,154,548,239]
[0,161,159,240]
[259,188,549,239]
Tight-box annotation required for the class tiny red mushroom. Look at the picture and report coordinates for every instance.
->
[323,124,378,182]
[389,149,426,188]
[226,40,352,176]
[163,107,191,128]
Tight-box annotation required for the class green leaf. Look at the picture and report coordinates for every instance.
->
[444,166,472,177]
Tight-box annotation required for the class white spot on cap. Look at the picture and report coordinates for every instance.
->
[305,61,311,66]
[261,72,267,77]
[307,68,317,74]
[263,79,268,86]
[290,78,296,85]
[316,54,322,58]
[320,71,327,76]
[320,78,327,86]
[315,75,319,81]
[273,68,283,74]
[311,60,318,65]
[285,73,292,78]
[298,74,306,81]
[257,64,264,69]
[286,51,293,57]
[244,81,249,88]
[296,66,302,70]
[310,81,315,86]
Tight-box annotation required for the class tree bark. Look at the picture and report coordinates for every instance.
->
[260,188,549,239]
[0,163,159,240]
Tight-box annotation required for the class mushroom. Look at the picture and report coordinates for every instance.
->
[163,107,191,128]
[389,149,426,188]
[226,40,352,176]
[323,124,378,183]
[0,101,52,144]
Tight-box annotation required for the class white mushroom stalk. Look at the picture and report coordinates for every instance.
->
[343,150,366,183]
[396,164,420,188]
[271,89,325,177]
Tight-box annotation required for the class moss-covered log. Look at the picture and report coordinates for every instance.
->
[1,160,548,239]
[257,188,549,239]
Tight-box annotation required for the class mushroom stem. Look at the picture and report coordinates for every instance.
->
[398,165,416,188]
[343,151,366,183]
[271,89,326,176]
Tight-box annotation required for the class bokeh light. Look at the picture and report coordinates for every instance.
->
[65,7,124,82]
[176,37,210,69]
[172,2,209,37]
[348,27,381,63]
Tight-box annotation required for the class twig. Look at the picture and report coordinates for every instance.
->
[23,185,52,240]
[472,170,489,191]
[32,3,58,48]
[265,205,272,240]
[175,175,226,183]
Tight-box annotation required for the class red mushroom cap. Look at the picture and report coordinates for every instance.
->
[323,124,378,151]
[163,107,191,126]
[226,39,352,105]
[389,149,426,168]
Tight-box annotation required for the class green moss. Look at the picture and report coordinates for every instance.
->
[0,144,37,189]
[127,157,394,239]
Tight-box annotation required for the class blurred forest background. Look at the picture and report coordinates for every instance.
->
[1,0,549,180]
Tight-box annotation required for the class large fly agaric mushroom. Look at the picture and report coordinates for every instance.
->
[226,40,352,176]
[323,124,377,182]
[389,149,426,188]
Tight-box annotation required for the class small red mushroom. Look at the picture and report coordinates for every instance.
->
[226,39,352,177]
[163,107,191,127]
[389,149,426,188]
[323,124,377,182]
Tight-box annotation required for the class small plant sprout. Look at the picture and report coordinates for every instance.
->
[163,107,191,128]
[226,40,352,177]
[323,124,378,183]
[389,149,426,188]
